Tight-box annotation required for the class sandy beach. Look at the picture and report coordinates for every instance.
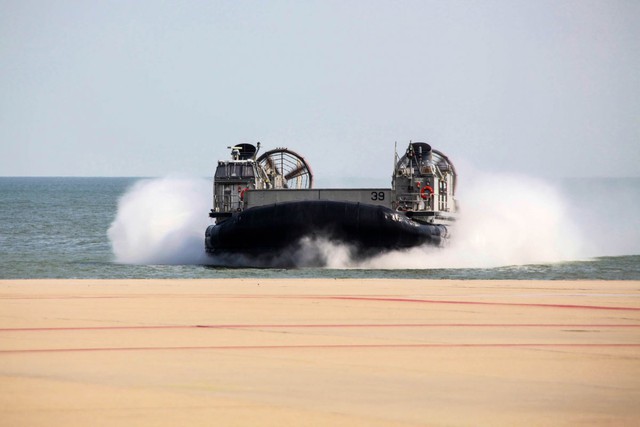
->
[1,278,639,426]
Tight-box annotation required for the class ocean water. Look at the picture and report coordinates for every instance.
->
[0,176,639,280]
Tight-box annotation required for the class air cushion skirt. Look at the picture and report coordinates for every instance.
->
[205,200,447,258]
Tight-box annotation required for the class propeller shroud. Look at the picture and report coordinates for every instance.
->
[257,148,313,189]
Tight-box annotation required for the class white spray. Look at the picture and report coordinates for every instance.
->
[349,171,586,269]
[108,177,212,265]
[109,172,633,268]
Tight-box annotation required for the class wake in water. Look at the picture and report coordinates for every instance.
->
[108,172,635,269]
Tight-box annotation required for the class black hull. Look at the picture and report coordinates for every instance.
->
[205,200,447,260]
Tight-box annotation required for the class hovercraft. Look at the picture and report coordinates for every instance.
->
[205,142,457,264]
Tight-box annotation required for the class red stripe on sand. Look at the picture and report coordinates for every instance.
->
[1,343,639,354]
[323,296,640,311]
[0,323,638,332]
[2,294,638,312]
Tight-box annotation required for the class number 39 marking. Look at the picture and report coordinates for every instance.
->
[371,191,385,201]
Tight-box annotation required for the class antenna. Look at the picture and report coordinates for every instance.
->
[393,141,398,168]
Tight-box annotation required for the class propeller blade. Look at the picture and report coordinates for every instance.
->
[284,164,307,181]
[266,156,280,176]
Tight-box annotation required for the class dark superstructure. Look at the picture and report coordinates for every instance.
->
[205,142,457,263]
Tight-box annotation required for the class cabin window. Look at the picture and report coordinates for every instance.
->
[215,164,255,180]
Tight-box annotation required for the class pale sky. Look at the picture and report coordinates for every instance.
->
[1,0,638,182]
